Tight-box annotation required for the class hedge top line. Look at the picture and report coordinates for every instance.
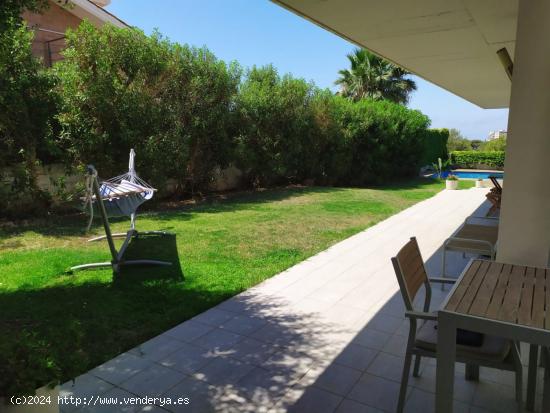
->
[450,150,505,169]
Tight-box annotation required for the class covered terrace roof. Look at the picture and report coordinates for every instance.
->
[272,0,518,109]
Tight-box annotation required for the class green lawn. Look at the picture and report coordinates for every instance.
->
[0,178,473,395]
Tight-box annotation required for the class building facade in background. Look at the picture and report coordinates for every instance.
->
[23,0,128,66]
[487,130,507,141]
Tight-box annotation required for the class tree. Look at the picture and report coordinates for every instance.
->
[55,22,240,195]
[234,65,316,186]
[447,128,472,152]
[0,17,58,216]
[483,137,506,152]
[1,0,48,31]
[335,48,417,105]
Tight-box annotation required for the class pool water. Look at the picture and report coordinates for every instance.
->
[433,170,504,180]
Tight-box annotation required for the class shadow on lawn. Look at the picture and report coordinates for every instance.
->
[0,232,187,395]
[1,234,190,396]
[114,233,185,283]
[0,179,452,401]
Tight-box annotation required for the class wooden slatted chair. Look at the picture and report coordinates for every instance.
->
[391,237,523,413]
[486,175,503,215]
[489,175,503,193]
[486,190,502,215]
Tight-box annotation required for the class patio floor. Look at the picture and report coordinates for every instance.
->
[55,187,543,413]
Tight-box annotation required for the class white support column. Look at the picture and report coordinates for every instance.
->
[497,0,550,267]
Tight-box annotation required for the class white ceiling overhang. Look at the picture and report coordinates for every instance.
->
[271,0,518,108]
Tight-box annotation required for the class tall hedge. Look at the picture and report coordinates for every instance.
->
[234,66,429,187]
[1,22,436,217]
[0,20,58,217]
[450,151,505,169]
[234,65,316,186]
[55,22,241,195]
[420,128,448,166]
[337,98,429,185]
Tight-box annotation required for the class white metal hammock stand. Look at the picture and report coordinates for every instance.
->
[70,149,172,273]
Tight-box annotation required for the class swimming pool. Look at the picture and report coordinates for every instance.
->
[432,170,504,180]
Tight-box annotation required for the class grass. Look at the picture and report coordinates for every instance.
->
[0,178,473,395]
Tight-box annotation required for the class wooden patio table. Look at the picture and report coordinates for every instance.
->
[435,259,550,412]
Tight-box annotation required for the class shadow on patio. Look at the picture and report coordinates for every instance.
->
[269,201,538,413]
[30,187,538,413]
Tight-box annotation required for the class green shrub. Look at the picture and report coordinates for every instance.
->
[450,151,505,169]
[447,128,472,151]
[0,19,58,217]
[420,128,448,166]
[2,21,435,218]
[339,99,429,185]
[0,0,48,32]
[234,65,317,186]
[308,90,351,184]
[55,22,240,195]
[234,67,429,187]
[482,137,506,152]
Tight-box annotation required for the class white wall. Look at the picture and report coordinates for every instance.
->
[497,0,550,267]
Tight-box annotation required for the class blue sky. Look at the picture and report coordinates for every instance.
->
[106,0,509,140]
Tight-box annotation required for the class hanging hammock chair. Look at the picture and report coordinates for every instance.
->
[71,149,172,273]
[84,149,166,240]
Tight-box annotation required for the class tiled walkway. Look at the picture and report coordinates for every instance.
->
[53,187,542,413]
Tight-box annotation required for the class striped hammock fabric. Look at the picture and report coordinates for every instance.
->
[84,149,156,221]
[93,180,154,217]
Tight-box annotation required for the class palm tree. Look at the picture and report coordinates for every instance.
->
[335,48,417,105]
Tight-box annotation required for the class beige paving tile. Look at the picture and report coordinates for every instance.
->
[382,333,408,357]
[287,297,332,314]
[351,328,392,351]
[472,381,520,413]
[320,304,369,327]
[336,399,383,413]
[220,314,267,336]
[362,312,404,335]
[160,376,226,413]
[409,363,476,404]
[163,320,214,343]
[366,351,405,383]
[138,405,170,413]
[191,308,236,327]
[59,374,115,413]
[192,328,244,350]
[283,385,343,413]
[158,342,217,374]
[260,349,315,378]
[301,363,362,396]
[70,189,502,412]
[250,322,309,347]
[89,353,154,386]
[235,366,295,407]
[404,387,470,413]
[129,335,188,362]
[118,364,187,397]
[217,337,280,366]
[78,387,143,413]
[347,372,401,412]
[194,356,255,386]
[333,343,378,372]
